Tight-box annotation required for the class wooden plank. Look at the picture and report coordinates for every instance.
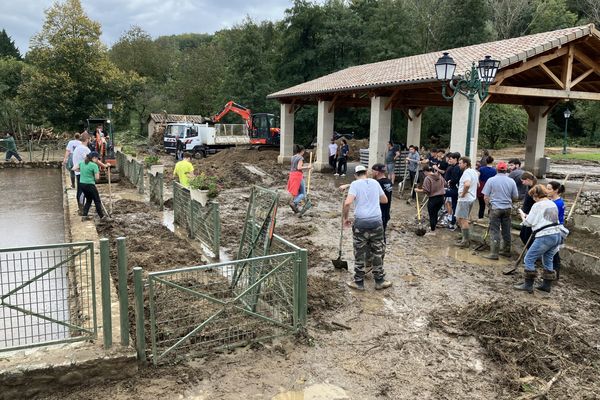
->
[480,94,492,107]
[572,48,600,77]
[384,88,402,110]
[561,46,574,89]
[488,85,600,101]
[523,105,535,121]
[542,100,560,117]
[328,95,338,113]
[540,63,565,89]
[415,108,425,118]
[400,108,412,121]
[494,46,570,82]
[570,68,594,88]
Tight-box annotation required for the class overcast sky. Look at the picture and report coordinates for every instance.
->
[0,0,296,55]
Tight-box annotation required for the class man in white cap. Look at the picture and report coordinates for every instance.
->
[340,165,391,291]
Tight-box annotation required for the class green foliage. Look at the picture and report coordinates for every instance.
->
[479,104,528,149]
[189,173,219,198]
[528,0,577,33]
[550,152,600,161]
[0,29,21,59]
[144,155,160,167]
[438,0,494,49]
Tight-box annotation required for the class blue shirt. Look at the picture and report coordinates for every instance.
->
[481,173,518,209]
[553,198,565,224]
[479,166,497,184]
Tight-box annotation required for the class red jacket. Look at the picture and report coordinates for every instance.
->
[287,171,304,196]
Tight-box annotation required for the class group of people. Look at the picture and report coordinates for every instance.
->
[63,130,108,220]
[288,142,568,294]
[327,138,350,176]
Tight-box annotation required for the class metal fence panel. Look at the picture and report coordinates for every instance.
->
[173,182,220,258]
[148,172,164,210]
[0,242,97,352]
[237,186,279,261]
[116,151,145,194]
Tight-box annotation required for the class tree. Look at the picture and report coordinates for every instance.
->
[527,0,577,34]
[0,29,21,59]
[486,0,534,39]
[0,58,28,134]
[479,104,528,149]
[18,0,142,129]
[437,0,495,49]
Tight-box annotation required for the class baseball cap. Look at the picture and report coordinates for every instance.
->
[371,163,386,172]
[355,165,367,173]
[496,161,508,171]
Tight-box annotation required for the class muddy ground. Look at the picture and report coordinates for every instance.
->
[47,147,600,400]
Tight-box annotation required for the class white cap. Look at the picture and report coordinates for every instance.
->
[355,165,367,173]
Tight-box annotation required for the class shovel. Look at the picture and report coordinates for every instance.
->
[298,151,313,217]
[107,165,114,215]
[332,194,348,270]
[503,234,533,275]
[415,193,427,236]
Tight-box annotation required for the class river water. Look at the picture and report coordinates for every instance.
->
[0,168,69,349]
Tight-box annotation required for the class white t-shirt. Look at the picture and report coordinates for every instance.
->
[522,199,561,237]
[458,168,479,202]
[328,143,338,156]
[348,178,385,221]
[72,144,90,176]
[66,139,81,153]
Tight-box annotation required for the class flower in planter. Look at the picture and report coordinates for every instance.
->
[189,173,219,198]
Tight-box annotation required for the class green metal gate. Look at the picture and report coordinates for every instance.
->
[0,242,97,351]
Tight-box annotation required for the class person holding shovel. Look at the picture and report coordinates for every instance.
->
[342,165,391,291]
[287,145,312,213]
[371,163,393,243]
[454,157,479,248]
[1,132,23,163]
[547,181,566,280]
[74,151,106,220]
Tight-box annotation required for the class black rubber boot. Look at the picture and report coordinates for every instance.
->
[482,241,499,260]
[535,270,556,293]
[514,270,537,293]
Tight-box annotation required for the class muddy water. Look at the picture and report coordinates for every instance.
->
[0,168,68,349]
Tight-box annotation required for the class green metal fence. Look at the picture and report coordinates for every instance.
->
[148,172,164,210]
[135,233,307,364]
[0,140,66,162]
[0,242,97,351]
[237,186,279,260]
[115,151,144,194]
[173,182,220,258]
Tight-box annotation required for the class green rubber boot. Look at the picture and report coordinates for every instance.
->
[482,241,499,260]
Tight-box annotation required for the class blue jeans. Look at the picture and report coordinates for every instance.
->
[5,150,22,161]
[293,179,305,205]
[524,233,561,272]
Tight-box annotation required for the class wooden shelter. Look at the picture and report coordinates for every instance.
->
[267,24,600,176]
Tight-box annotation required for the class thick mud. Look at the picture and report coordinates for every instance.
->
[47,151,600,400]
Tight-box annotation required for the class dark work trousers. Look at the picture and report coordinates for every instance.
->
[382,213,390,244]
[446,188,458,225]
[69,169,76,188]
[5,150,22,161]
[477,195,486,219]
[489,208,512,247]
[80,183,104,218]
[409,170,417,199]
[328,155,337,171]
[427,195,445,231]
[337,157,347,175]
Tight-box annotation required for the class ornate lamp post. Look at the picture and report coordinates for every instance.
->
[106,99,114,157]
[435,53,500,159]
[562,108,571,154]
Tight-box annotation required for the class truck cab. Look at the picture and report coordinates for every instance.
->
[163,123,192,154]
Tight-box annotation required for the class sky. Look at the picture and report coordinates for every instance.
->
[0,0,296,55]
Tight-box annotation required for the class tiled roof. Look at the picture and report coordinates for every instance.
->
[268,24,595,99]
[148,113,206,124]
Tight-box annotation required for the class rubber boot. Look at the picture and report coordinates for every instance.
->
[499,243,512,258]
[375,279,392,290]
[482,241,499,260]
[514,270,537,293]
[455,228,471,248]
[346,280,365,291]
[535,270,556,293]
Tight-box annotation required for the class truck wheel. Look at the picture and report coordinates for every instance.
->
[193,149,204,159]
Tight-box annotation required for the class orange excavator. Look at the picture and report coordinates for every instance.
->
[212,101,280,147]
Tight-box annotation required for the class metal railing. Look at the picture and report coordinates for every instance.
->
[173,182,221,258]
[359,148,409,177]
[148,172,164,210]
[0,242,97,351]
[116,151,145,194]
[134,233,307,364]
[0,140,66,162]
[237,186,279,260]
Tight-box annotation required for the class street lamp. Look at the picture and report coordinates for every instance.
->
[106,99,114,156]
[435,53,500,159]
[562,108,571,154]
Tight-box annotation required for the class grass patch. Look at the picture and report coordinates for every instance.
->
[550,152,600,162]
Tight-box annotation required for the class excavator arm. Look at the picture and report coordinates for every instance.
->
[212,101,253,129]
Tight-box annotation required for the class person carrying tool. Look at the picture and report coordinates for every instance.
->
[73,151,106,220]
[342,165,391,291]
[328,137,338,172]
[63,132,81,188]
[514,185,562,293]
[454,157,479,248]
[371,163,393,243]
[405,145,420,200]
[173,152,194,188]
[518,172,537,246]
[1,132,23,163]
[72,132,92,211]
[416,165,446,235]
[480,161,519,259]
[287,145,312,213]
[547,181,566,280]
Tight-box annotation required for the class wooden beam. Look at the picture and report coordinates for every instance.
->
[561,46,574,89]
[542,100,559,117]
[328,95,338,113]
[488,85,600,101]
[523,105,535,121]
[494,46,570,82]
[570,68,595,88]
[572,48,600,77]
[480,95,492,107]
[401,108,412,121]
[540,63,565,89]
[415,108,425,118]
[384,88,402,110]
